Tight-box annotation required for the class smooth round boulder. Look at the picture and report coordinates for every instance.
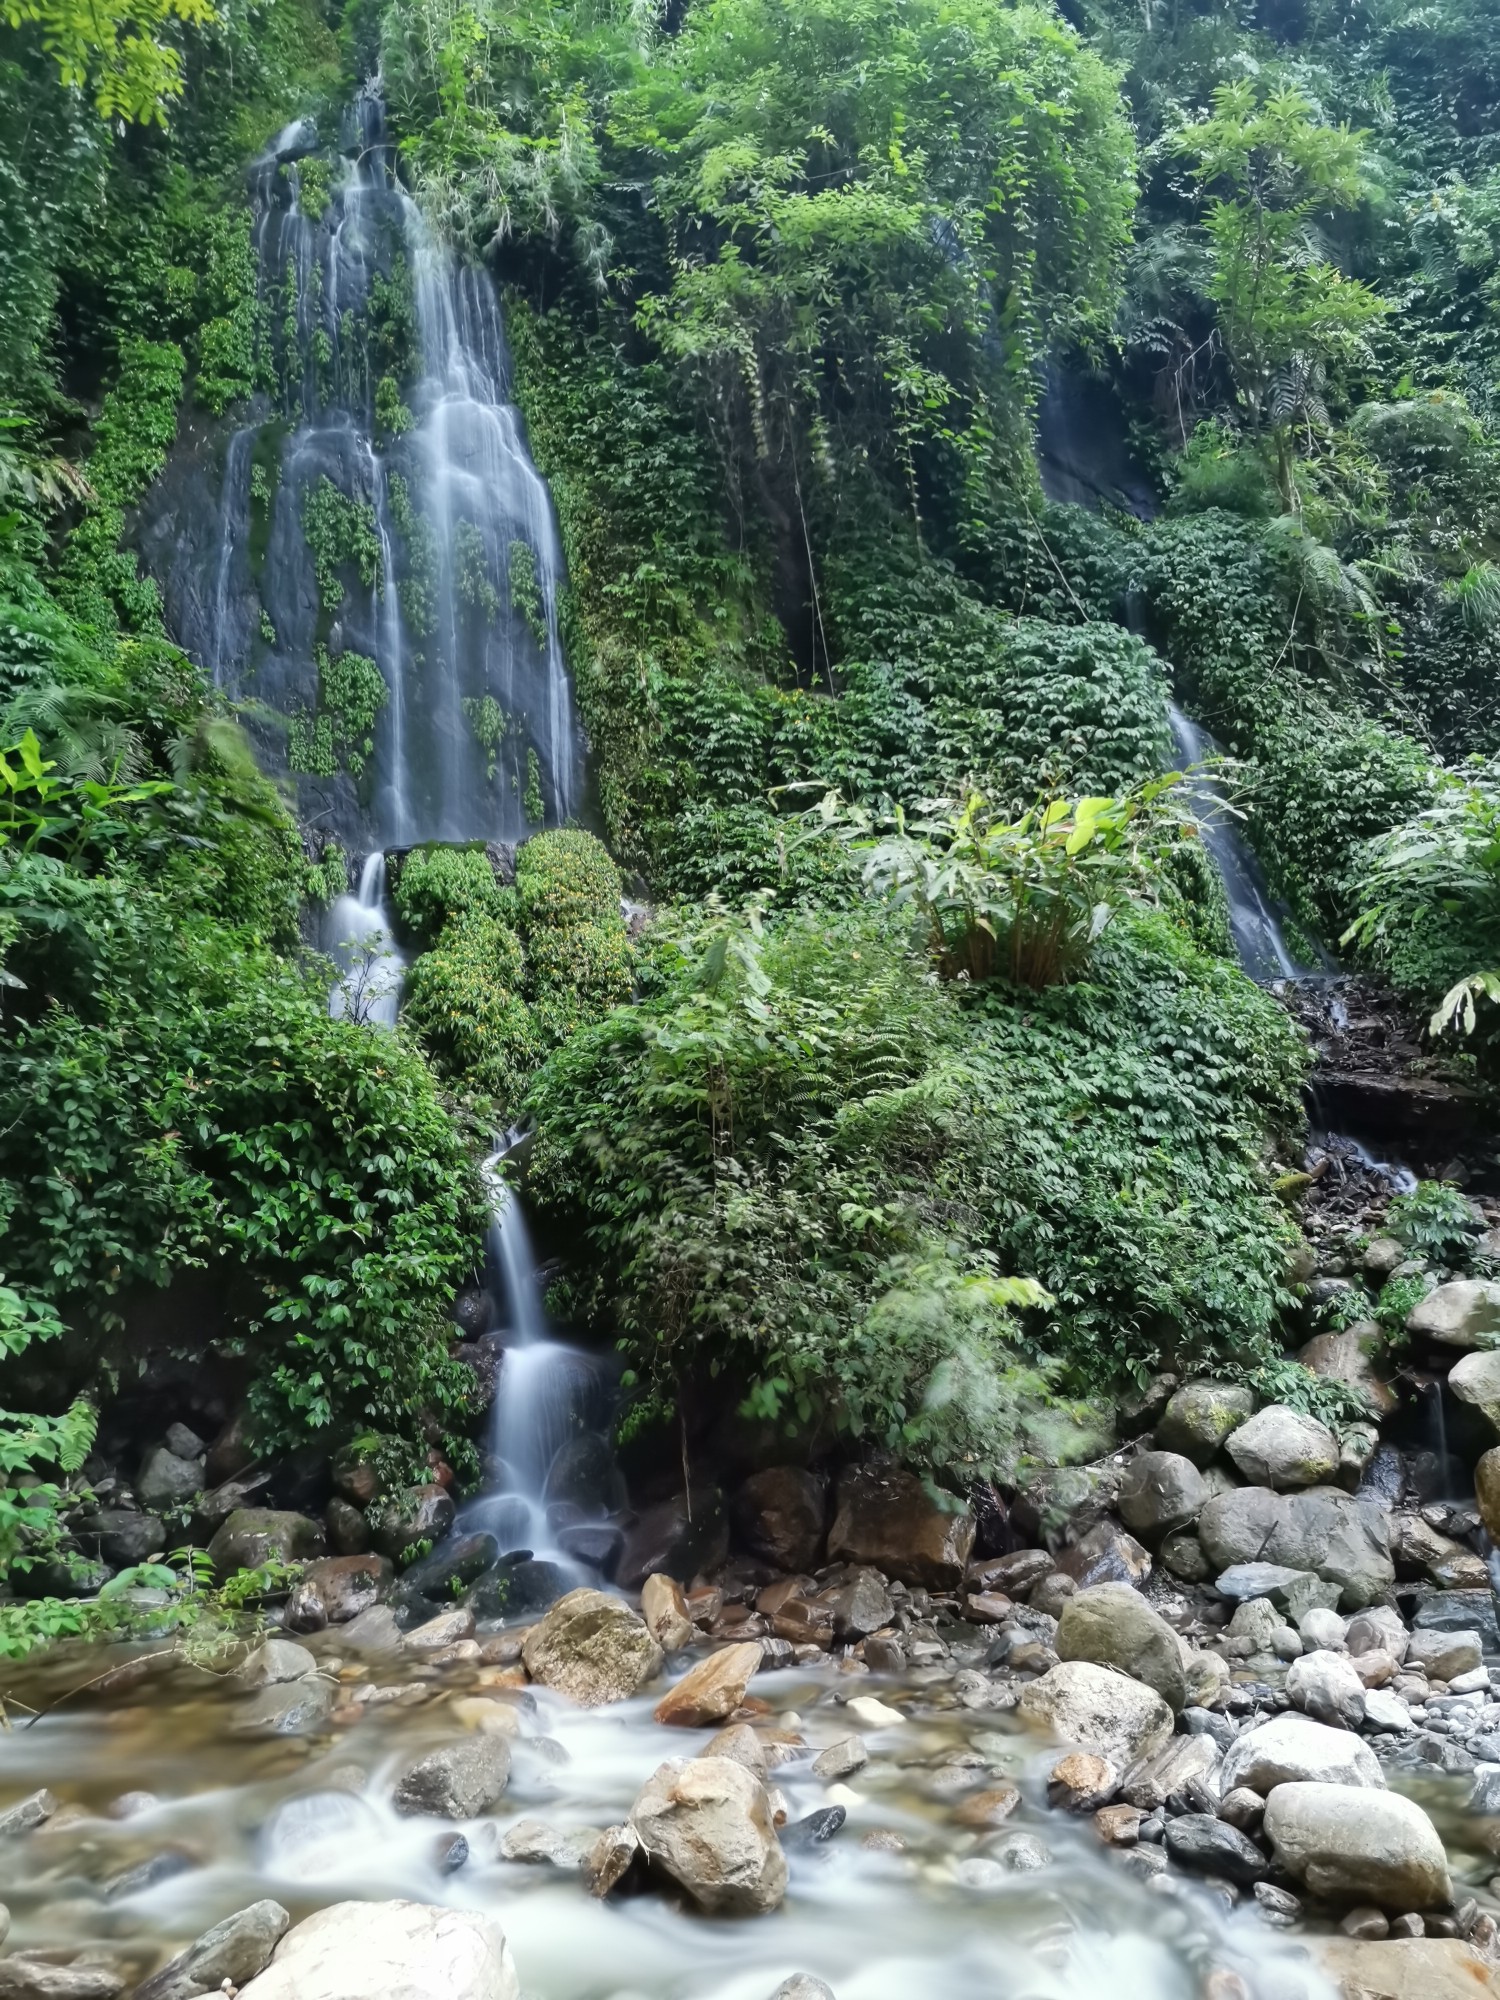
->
[207,1508,325,1579]
[1226,1405,1339,1490]
[1449,1349,1500,1438]
[1263,1783,1450,1912]
[1017,1661,1174,1768]
[1055,1583,1188,1710]
[236,1900,517,2000]
[1117,1453,1208,1541]
[1198,1487,1283,1571]
[1221,1712,1384,1794]
[1155,1382,1254,1466]
[1406,1279,1500,1350]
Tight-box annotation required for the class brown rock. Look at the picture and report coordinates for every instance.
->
[731,1468,828,1572]
[1313,1938,1499,2000]
[772,1600,835,1648]
[205,1409,258,1487]
[1095,1804,1143,1846]
[968,1549,1053,1596]
[654,1641,762,1727]
[284,1554,394,1632]
[584,1823,641,1897]
[1298,1325,1398,1418]
[827,1462,974,1590]
[953,1783,1022,1828]
[1049,1751,1118,1812]
[641,1573,694,1652]
[617,1490,729,1590]
[964,1592,1014,1625]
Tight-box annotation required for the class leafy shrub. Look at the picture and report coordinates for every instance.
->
[393,844,509,948]
[813,779,1187,989]
[515,828,631,1041]
[1343,758,1500,1033]
[401,911,542,1105]
[1385,1180,1482,1261]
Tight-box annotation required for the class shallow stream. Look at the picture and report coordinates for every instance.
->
[0,1639,1361,2000]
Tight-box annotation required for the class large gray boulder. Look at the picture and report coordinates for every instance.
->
[1155,1382,1253,1466]
[135,1901,289,2000]
[522,1588,663,1705]
[827,1462,974,1590]
[1225,1405,1339,1490]
[1264,1489,1395,1610]
[1449,1349,1500,1438]
[393,1736,511,1819]
[1198,1486,1282,1571]
[1407,1279,1500,1349]
[1017,1661,1173,1768]
[630,1757,787,1915]
[236,1901,517,2000]
[1221,1712,1384,1794]
[1117,1453,1207,1540]
[137,1444,206,1512]
[232,1638,317,1689]
[1055,1584,1187,1710]
[1263,1783,1450,1911]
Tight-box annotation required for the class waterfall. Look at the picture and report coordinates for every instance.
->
[465,1146,618,1571]
[326,851,404,1027]
[190,88,581,853]
[1168,703,1314,983]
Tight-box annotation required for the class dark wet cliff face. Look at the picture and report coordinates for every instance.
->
[136,93,583,855]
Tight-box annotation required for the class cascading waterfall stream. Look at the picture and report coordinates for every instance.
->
[179,88,582,854]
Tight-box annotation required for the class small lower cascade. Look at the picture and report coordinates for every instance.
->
[326,851,405,1026]
[464,1146,620,1578]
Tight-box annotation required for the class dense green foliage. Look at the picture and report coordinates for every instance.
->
[526,897,1305,1473]
[6,0,1500,1631]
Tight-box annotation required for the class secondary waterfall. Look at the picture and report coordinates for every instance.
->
[1167,703,1314,983]
[326,851,404,1026]
[174,90,581,852]
[1167,706,1416,1188]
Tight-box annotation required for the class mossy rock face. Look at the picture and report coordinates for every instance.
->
[1056,1582,1188,1710]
